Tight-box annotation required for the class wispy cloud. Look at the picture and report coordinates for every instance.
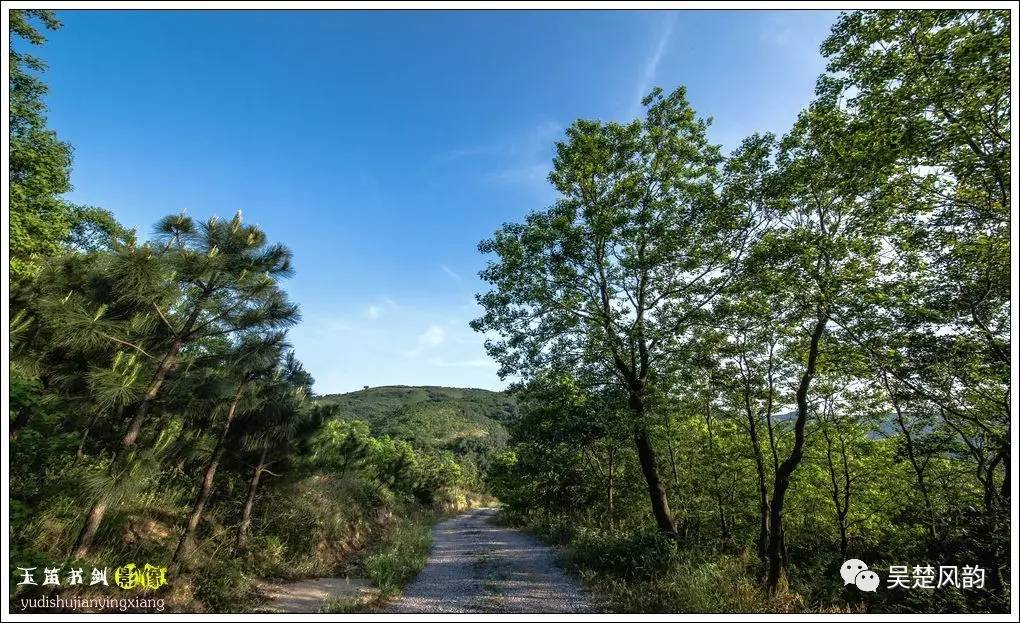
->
[630,14,677,118]
[419,325,445,347]
[427,356,497,369]
[485,162,550,186]
[435,143,503,164]
[758,12,837,66]
[441,264,463,283]
[364,298,398,320]
[768,25,794,47]
[405,324,446,358]
[760,13,802,49]
[290,303,504,394]
[437,121,562,196]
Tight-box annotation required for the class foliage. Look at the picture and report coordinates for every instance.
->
[8,9,73,287]
[476,8,1009,614]
[314,385,514,492]
[360,511,434,595]
[317,385,517,425]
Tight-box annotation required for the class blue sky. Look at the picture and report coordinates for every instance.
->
[38,9,839,394]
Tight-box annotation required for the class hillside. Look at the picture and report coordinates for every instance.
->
[314,385,517,461]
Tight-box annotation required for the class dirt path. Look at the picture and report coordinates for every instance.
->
[386,507,593,613]
[256,576,378,613]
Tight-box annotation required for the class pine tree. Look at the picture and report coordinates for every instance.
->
[169,332,293,570]
[71,211,299,559]
[234,352,314,550]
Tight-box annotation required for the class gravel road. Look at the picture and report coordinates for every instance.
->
[386,507,593,613]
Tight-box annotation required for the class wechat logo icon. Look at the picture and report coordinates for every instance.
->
[841,559,880,592]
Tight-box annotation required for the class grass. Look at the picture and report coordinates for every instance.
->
[358,508,435,596]
[305,507,439,614]
[320,595,372,613]
[574,552,804,613]
[505,513,806,614]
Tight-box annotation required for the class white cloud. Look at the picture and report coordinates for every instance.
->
[435,144,503,163]
[485,162,550,186]
[630,14,677,118]
[758,12,838,65]
[405,324,446,358]
[441,264,463,283]
[364,298,398,320]
[289,302,505,395]
[418,324,446,347]
[439,121,562,197]
[428,357,497,369]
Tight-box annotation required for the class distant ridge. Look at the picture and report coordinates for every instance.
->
[313,385,517,461]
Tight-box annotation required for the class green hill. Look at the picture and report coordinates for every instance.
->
[314,386,516,461]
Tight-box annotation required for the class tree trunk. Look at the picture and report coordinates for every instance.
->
[170,383,244,571]
[757,493,771,567]
[606,446,616,530]
[74,426,92,466]
[71,294,211,560]
[71,343,182,559]
[766,312,827,594]
[705,393,730,544]
[70,499,108,560]
[884,373,938,546]
[169,444,227,571]
[742,391,767,566]
[838,521,849,562]
[10,408,32,440]
[236,447,268,549]
[663,410,681,487]
[631,388,676,535]
[1000,447,1010,503]
[981,448,1007,593]
[821,417,852,561]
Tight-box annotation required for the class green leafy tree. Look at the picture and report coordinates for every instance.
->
[474,86,755,535]
[411,452,463,504]
[371,436,419,493]
[310,419,375,477]
[8,9,74,287]
[233,351,315,549]
[751,101,897,593]
[820,9,1010,592]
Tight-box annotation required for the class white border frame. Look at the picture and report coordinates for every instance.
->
[2,2,1017,620]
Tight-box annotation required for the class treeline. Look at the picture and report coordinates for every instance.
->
[6,10,477,612]
[475,10,1009,613]
[308,414,483,506]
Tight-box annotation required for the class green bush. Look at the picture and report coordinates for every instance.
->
[569,526,681,581]
[194,559,255,613]
[509,511,801,613]
[255,475,392,578]
[361,513,433,593]
[246,534,286,576]
[579,551,798,613]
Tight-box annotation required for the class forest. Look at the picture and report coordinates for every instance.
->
[474,8,1010,614]
[6,7,1012,615]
